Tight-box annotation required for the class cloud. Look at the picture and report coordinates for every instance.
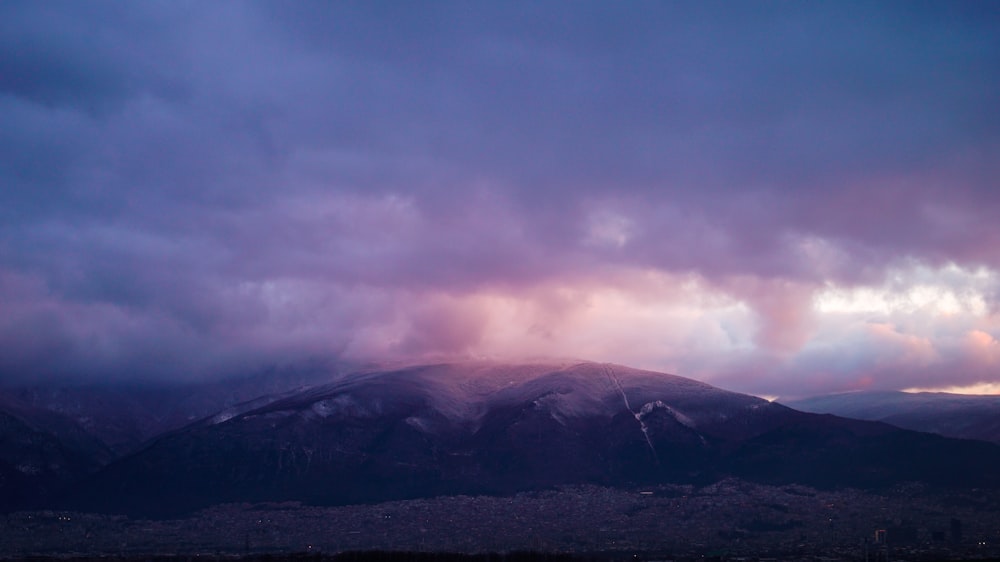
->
[697,262,1000,397]
[1,2,999,394]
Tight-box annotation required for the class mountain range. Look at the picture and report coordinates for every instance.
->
[785,391,1000,444]
[2,361,1000,518]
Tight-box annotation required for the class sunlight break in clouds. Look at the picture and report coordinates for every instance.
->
[329,260,1000,399]
[904,382,1000,395]
[337,270,756,374]
[815,264,993,316]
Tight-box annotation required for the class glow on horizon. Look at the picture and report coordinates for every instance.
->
[902,382,1000,395]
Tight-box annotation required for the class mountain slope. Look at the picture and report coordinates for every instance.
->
[0,405,111,510]
[64,362,1000,517]
[784,391,1000,444]
[0,365,343,456]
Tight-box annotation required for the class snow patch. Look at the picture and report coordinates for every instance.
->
[306,394,382,419]
[310,398,341,418]
[317,395,364,417]
[211,411,236,425]
[405,416,432,432]
[604,366,659,464]
[638,400,698,429]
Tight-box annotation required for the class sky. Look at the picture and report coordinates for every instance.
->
[1,1,999,398]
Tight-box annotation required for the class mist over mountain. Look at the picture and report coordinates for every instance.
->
[10,360,990,518]
[785,391,1000,444]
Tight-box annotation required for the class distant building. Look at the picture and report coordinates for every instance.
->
[951,518,963,543]
[872,529,890,562]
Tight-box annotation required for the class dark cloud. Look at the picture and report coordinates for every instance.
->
[1,1,998,391]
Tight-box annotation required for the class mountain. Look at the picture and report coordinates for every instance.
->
[63,361,1000,518]
[0,402,112,510]
[0,364,347,512]
[0,364,345,457]
[784,391,1000,444]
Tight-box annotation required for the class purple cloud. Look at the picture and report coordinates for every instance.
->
[1,1,999,394]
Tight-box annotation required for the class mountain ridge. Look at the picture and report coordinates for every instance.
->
[785,390,1000,444]
[52,361,1000,518]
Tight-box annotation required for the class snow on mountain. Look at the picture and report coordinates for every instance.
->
[6,360,988,518]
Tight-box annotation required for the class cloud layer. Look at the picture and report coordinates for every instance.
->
[2,1,999,396]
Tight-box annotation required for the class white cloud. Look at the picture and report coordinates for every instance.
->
[814,263,994,316]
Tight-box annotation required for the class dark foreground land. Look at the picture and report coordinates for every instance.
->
[4,481,1000,561]
[5,553,1000,562]
[0,553,580,562]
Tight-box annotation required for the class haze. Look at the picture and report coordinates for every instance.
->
[1,1,998,398]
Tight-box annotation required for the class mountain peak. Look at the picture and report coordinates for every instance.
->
[12,360,995,518]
